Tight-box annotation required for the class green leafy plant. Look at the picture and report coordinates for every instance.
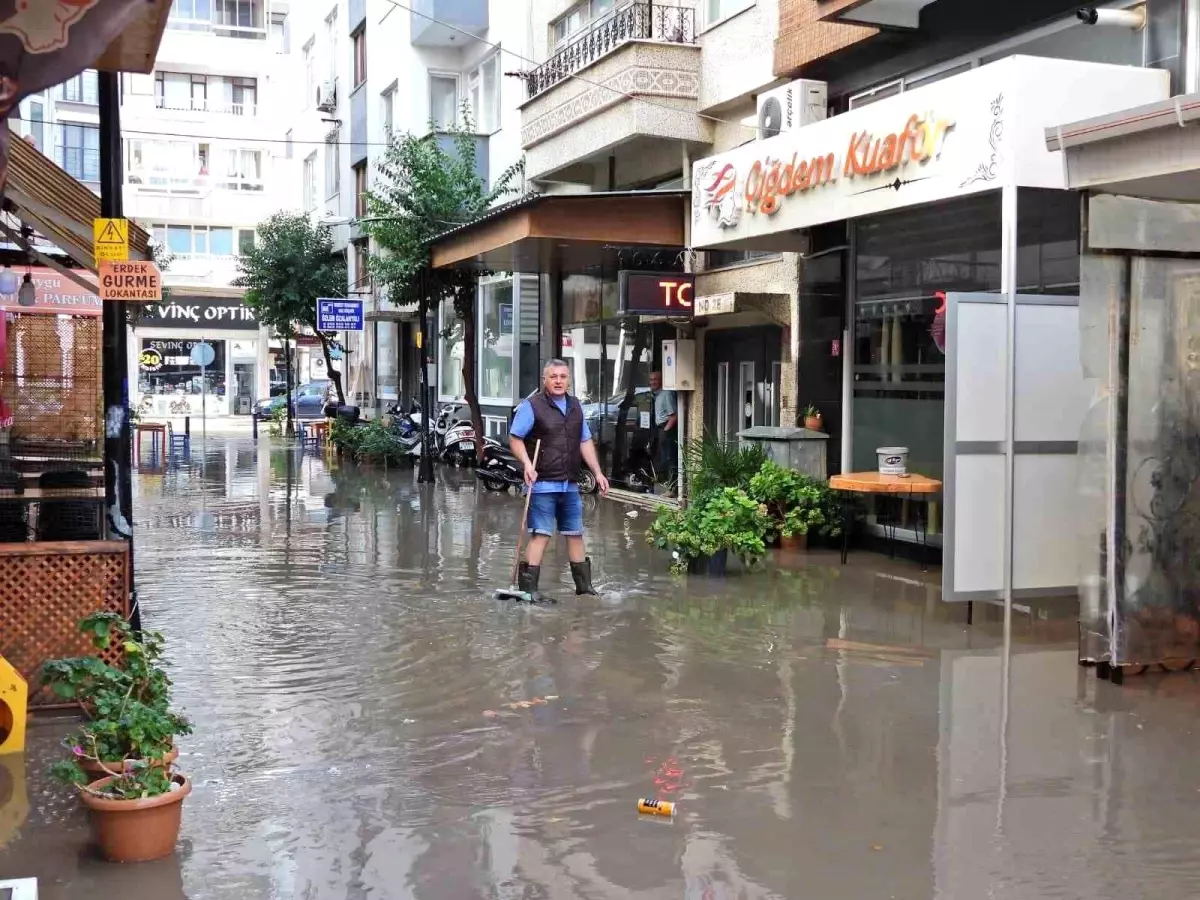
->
[51,754,174,800]
[685,434,769,501]
[268,403,286,437]
[42,613,191,769]
[330,418,407,466]
[646,487,771,575]
[802,404,820,419]
[748,460,842,540]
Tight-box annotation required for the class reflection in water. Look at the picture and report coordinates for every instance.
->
[4,437,1200,898]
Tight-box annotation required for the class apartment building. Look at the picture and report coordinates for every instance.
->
[285,0,529,427]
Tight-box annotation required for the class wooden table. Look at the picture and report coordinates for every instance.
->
[829,472,943,570]
[135,422,168,458]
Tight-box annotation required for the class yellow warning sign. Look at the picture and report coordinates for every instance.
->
[93,217,129,262]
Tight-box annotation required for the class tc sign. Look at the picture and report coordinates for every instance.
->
[316,298,364,332]
[618,271,695,317]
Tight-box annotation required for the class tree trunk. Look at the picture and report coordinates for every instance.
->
[462,311,485,463]
[319,333,346,405]
[284,335,295,437]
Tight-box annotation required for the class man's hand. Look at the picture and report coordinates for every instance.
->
[596,472,609,497]
[524,462,538,487]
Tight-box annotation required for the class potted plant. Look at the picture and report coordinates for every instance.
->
[52,753,192,863]
[646,487,771,576]
[42,613,191,779]
[802,404,823,432]
[749,460,843,550]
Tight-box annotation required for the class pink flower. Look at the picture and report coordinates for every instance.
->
[72,745,83,756]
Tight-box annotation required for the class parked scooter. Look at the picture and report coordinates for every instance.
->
[433,401,477,466]
[476,436,598,494]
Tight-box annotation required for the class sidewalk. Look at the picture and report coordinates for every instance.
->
[141,415,256,437]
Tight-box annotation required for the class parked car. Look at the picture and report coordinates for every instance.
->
[580,387,652,446]
[254,380,332,421]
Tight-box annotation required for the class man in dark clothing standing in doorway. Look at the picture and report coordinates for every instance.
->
[650,370,678,493]
[509,359,609,601]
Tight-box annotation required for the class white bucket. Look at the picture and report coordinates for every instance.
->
[877,447,909,476]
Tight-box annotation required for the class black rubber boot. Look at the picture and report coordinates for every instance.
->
[517,561,543,603]
[570,557,598,596]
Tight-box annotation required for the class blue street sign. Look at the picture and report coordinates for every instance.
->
[189,342,216,367]
[316,298,364,333]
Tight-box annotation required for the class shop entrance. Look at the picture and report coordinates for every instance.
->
[705,326,782,444]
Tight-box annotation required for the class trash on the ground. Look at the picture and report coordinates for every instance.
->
[637,798,675,817]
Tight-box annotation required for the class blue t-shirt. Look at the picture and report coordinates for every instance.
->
[510,395,592,494]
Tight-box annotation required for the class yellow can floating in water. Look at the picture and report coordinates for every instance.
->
[638,798,675,817]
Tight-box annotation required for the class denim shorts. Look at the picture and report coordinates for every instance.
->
[528,490,584,537]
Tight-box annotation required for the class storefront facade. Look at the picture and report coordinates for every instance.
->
[129,294,266,417]
[692,55,1167,603]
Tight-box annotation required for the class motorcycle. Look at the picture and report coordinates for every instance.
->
[433,401,477,467]
[476,436,598,494]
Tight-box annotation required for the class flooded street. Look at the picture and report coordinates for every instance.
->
[6,436,1200,898]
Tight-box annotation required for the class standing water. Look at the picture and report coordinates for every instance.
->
[5,437,1200,898]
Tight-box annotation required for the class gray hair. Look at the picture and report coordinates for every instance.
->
[543,358,569,373]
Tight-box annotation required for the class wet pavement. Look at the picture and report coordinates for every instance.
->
[5,437,1200,898]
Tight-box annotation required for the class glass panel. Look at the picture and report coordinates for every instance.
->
[479,278,514,403]
[138,339,227,399]
[1017,187,1080,295]
[167,225,192,254]
[440,304,465,399]
[210,228,234,256]
[194,229,208,254]
[429,75,458,131]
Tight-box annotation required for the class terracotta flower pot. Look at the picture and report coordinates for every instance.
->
[780,532,808,551]
[80,743,178,780]
[81,773,191,863]
[803,415,823,431]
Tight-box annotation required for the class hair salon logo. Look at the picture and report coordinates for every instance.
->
[695,110,956,229]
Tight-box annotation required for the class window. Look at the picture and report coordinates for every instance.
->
[303,38,315,109]
[58,123,100,182]
[352,26,367,87]
[284,129,293,159]
[168,0,212,30]
[353,162,367,218]
[214,0,265,38]
[466,54,500,133]
[381,83,396,136]
[478,276,514,404]
[706,249,778,269]
[429,73,458,131]
[220,148,262,190]
[191,74,208,110]
[325,129,340,198]
[303,151,317,211]
[238,229,255,255]
[61,70,98,104]
[230,76,257,115]
[325,9,338,83]
[353,240,371,292]
[439,302,465,400]
[702,0,754,29]
[28,99,44,151]
[551,0,618,49]
[156,224,241,256]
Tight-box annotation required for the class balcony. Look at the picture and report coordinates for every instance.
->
[124,181,268,226]
[525,4,696,99]
[520,4,706,183]
[410,0,487,47]
[167,0,267,40]
[160,253,242,288]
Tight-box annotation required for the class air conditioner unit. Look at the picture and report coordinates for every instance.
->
[316,80,337,113]
[756,80,828,140]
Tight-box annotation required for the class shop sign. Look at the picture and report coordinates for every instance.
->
[138,298,258,329]
[691,57,1169,248]
[695,292,736,316]
[619,271,694,316]
[139,347,163,372]
[99,260,162,302]
[316,298,364,332]
[0,267,100,315]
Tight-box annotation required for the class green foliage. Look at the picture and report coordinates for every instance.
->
[42,613,191,767]
[234,211,349,403]
[52,756,174,800]
[747,460,842,539]
[330,419,407,466]
[268,403,286,437]
[685,434,769,500]
[646,487,772,575]
[802,404,820,418]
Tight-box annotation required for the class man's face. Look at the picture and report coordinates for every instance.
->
[543,365,570,396]
[650,372,662,392]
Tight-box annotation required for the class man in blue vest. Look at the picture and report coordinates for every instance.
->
[509,359,609,601]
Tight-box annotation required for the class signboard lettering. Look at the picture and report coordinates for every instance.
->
[139,298,257,329]
[316,298,365,332]
[695,292,736,316]
[99,260,161,302]
[619,271,695,317]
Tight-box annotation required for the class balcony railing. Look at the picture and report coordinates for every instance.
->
[525,4,696,99]
[153,98,258,117]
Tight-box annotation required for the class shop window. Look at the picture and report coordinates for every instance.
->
[1016,188,1081,295]
[478,276,514,404]
[139,338,227,399]
[438,302,465,400]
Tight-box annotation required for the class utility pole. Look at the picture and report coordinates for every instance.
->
[98,71,139,630]
[417,268,435,483]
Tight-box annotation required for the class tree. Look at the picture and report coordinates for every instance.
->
[361,113,523,459]
[234,212,349,434]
